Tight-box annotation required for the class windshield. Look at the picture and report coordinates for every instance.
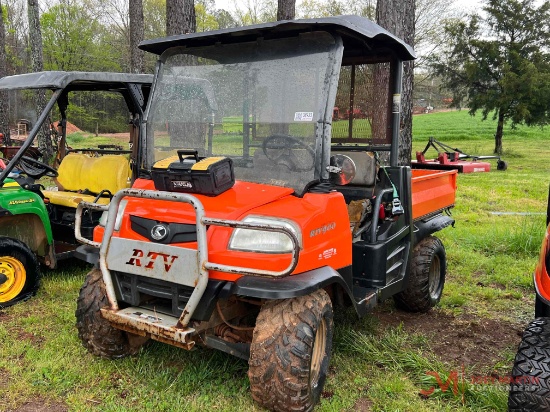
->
[146,32,340,193]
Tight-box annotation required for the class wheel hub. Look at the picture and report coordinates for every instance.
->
[310,317,327,389]
[0,256,27,303]
[428,255,441,299]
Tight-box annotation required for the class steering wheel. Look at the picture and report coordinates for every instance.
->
[17,156,58,178]
[262,135,315,172]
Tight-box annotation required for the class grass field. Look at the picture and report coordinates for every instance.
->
[1,109,549,411]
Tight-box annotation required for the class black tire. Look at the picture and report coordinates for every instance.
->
[497,160,508,171]
[248,289,333,412]
[394,235,446,312]
[75,268,147,359]
[0,237,41,309]
[509,318,550,411]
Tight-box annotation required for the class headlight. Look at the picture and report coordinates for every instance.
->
[229,216,302,253]
[98,199,127,231]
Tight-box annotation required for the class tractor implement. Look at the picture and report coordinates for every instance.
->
[412,136,507,173]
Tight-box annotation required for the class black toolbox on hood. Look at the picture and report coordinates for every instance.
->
[152,150,235,196]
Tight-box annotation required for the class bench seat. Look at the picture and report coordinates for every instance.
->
[43,153,130,208]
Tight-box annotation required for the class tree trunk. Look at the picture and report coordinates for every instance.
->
[495,110,504,155]
[129,0,144,73]
[27,0,54,162]
[166,0,196,36]
[377,0,415,166]
[277,0,295,20]
[0,1,9,137]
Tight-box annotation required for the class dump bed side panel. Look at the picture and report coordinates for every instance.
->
[411,169,457,220]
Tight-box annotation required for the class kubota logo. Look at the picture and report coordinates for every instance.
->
[125,249,178,272]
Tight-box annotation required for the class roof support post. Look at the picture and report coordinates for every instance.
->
[390,59,403,167]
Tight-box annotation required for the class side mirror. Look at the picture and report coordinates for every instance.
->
[328,154,356,185]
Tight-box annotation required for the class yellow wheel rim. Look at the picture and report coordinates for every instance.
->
[0,256,27,303]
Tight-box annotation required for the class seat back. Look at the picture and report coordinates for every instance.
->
[57,153,130,194]
[56,153,86,191]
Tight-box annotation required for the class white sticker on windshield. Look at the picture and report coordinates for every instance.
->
[294,112,314,122]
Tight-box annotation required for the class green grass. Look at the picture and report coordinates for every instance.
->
[1,110,548,411]
[66,132,130,149]
[413,110,548,323]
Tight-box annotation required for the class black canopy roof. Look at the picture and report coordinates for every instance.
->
[0,71,153,91]
[139,15,416,61]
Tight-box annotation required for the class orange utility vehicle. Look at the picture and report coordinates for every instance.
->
[74,16,457,411]
[509,187,550,411]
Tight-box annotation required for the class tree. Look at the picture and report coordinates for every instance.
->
[0,1,9,136]
[166,0,196,36]
[41,2,116,72]
[2,0,27,74]
[377,0,415,165]
[414,0,456,68]
[129,0,144,73]
[27,0,54,161]
[277,0,295,20]
[431,0,550,154]
[232,0,276,26]
[213,8,237,29]
[196,2,219,32]
[299,0,375,19]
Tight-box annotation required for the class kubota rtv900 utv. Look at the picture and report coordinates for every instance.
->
[74,16,457,411]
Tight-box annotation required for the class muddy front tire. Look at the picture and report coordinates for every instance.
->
[508,318,550,411]
[394,235,446,312]
[248,289,333,412]
[76,268,147,359]
[0,237,40,309]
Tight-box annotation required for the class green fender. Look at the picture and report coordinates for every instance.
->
[0,179,53,256]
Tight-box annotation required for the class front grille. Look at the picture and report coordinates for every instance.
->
[113,271,194,316]
[129,215,197,244]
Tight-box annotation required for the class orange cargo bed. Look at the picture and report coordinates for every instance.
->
[411,169,457,221]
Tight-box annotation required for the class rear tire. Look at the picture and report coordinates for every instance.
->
[0,237,40,308]
[394,235,446,312]
[248,289,333,412]
[509,318,550,411]
[75,268,147,359]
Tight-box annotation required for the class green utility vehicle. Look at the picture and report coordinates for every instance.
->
[0,72,151,307]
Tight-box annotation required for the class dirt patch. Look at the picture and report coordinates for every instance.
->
[15,328,45,348]
[8,398,68,412]
[353,397,373,411]
[0,367,10,388]
[373,307,523,370]
[53,121,81,134]
[0,310,12,321]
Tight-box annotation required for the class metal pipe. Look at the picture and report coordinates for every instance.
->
[369,188,394,243]
[74,201,108,247]
[0,89,63,186]
[390,60,403,167]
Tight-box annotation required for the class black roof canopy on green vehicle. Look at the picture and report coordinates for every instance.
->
[139,15,416,61]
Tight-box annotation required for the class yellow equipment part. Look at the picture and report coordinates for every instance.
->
[0,256,26,303]
[43,153,130,208]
